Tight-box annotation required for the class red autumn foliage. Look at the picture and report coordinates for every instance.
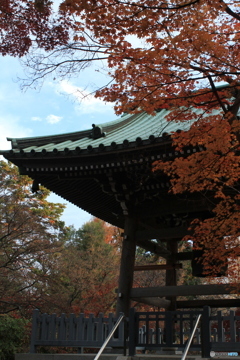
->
[0,0,70,57]
[3,0,240,281]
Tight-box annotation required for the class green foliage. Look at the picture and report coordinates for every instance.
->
[0,316,27,360]
[0,161,67,315]
[177,241,202,299]
[181,261,202,287]
[73,219,111,252]
[39,218,120,315]
[0,161,121,317]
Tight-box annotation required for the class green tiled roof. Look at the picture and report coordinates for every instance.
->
[3,109,196,155]
[0,108,217,228]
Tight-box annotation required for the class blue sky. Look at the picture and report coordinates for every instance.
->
[0,55,116,229]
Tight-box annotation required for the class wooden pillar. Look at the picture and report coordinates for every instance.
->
[165,240,178,310]
[116,216,137,316]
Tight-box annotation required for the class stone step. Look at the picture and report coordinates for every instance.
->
[15,354,201,360]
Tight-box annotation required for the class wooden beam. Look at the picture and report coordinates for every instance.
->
[165,241,178,310]
[177,299,240,309]
[132,297,171,309]
[136,227,190,240]
[136,197,212,217]
[134,264,182,271]
[176,252,193,261]
[136,238,170,258]
[116,216,137,316]
[131,284,236,298]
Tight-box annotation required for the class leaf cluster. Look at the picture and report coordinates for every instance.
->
[0,315,28,360]
[0,161,66,315]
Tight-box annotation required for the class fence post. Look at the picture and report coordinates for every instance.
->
[230,310,236,342]
[97,313,104,343]
[201,306,211,358]
[87,313,95,342]
[165,311,173,347]
[30,309,39,353]
[58,313,66,341]
[77,313,84,342]
[129,307,136,356]
[49,314,57,341]
[69,313,76,341]
[124,316,128,356]
[41,314,49,341]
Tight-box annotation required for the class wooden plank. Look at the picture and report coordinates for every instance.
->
[201,306,211,358]
[41,314,49,341]
[217,311,224,342]
[230,310,236,342]
[97,313,104,343]
[58,314,66,341]
[176,252,193,260]
[134,264,182,271]
[68,313,76,341]
[131,297,171,308]
[177,299,240,308]
[212,343,240,352]
[136,227,190,240]
[49,313,57,341]
[30,309,39,353]
[136,238,170,258]
[87,314,94,341]
[136,239,194,260]
[131,284,236,298]
[116,216,137,315]
[165,241,178,310]
[136,196,211,217]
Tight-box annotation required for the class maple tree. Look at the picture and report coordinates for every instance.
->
[39,218,121,315]
[0,162,121,316]
[0,0,70,57]
[2,0,240,279]
[0,163,124,353]
[54,0,240,281]
[0,160,66,315]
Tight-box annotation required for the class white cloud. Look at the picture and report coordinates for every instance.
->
[46,114,62,124]
[57,80,114,115]
[31,116,42,122]
[0,115,32,151]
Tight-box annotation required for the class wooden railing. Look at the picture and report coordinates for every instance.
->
[30,310,125,353]
[129,307,240,357]
[30,307,240,357]
[128,307,203,355]
[210,308,240,353]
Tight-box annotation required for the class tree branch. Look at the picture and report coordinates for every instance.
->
[207,75,227,113]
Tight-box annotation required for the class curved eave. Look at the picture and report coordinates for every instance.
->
[2,110,195,156]
[2,133,174,160]
[6,112,136,149]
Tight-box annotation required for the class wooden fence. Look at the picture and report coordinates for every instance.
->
[129,308,202,350]
[30,310,125,353]
[129,307,240,356]
[30,307,240,357]
[209,307,240,354]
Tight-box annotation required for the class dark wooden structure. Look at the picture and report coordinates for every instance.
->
[30,307,240,357]
[1,110,239,315]
[30,309,126,353]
